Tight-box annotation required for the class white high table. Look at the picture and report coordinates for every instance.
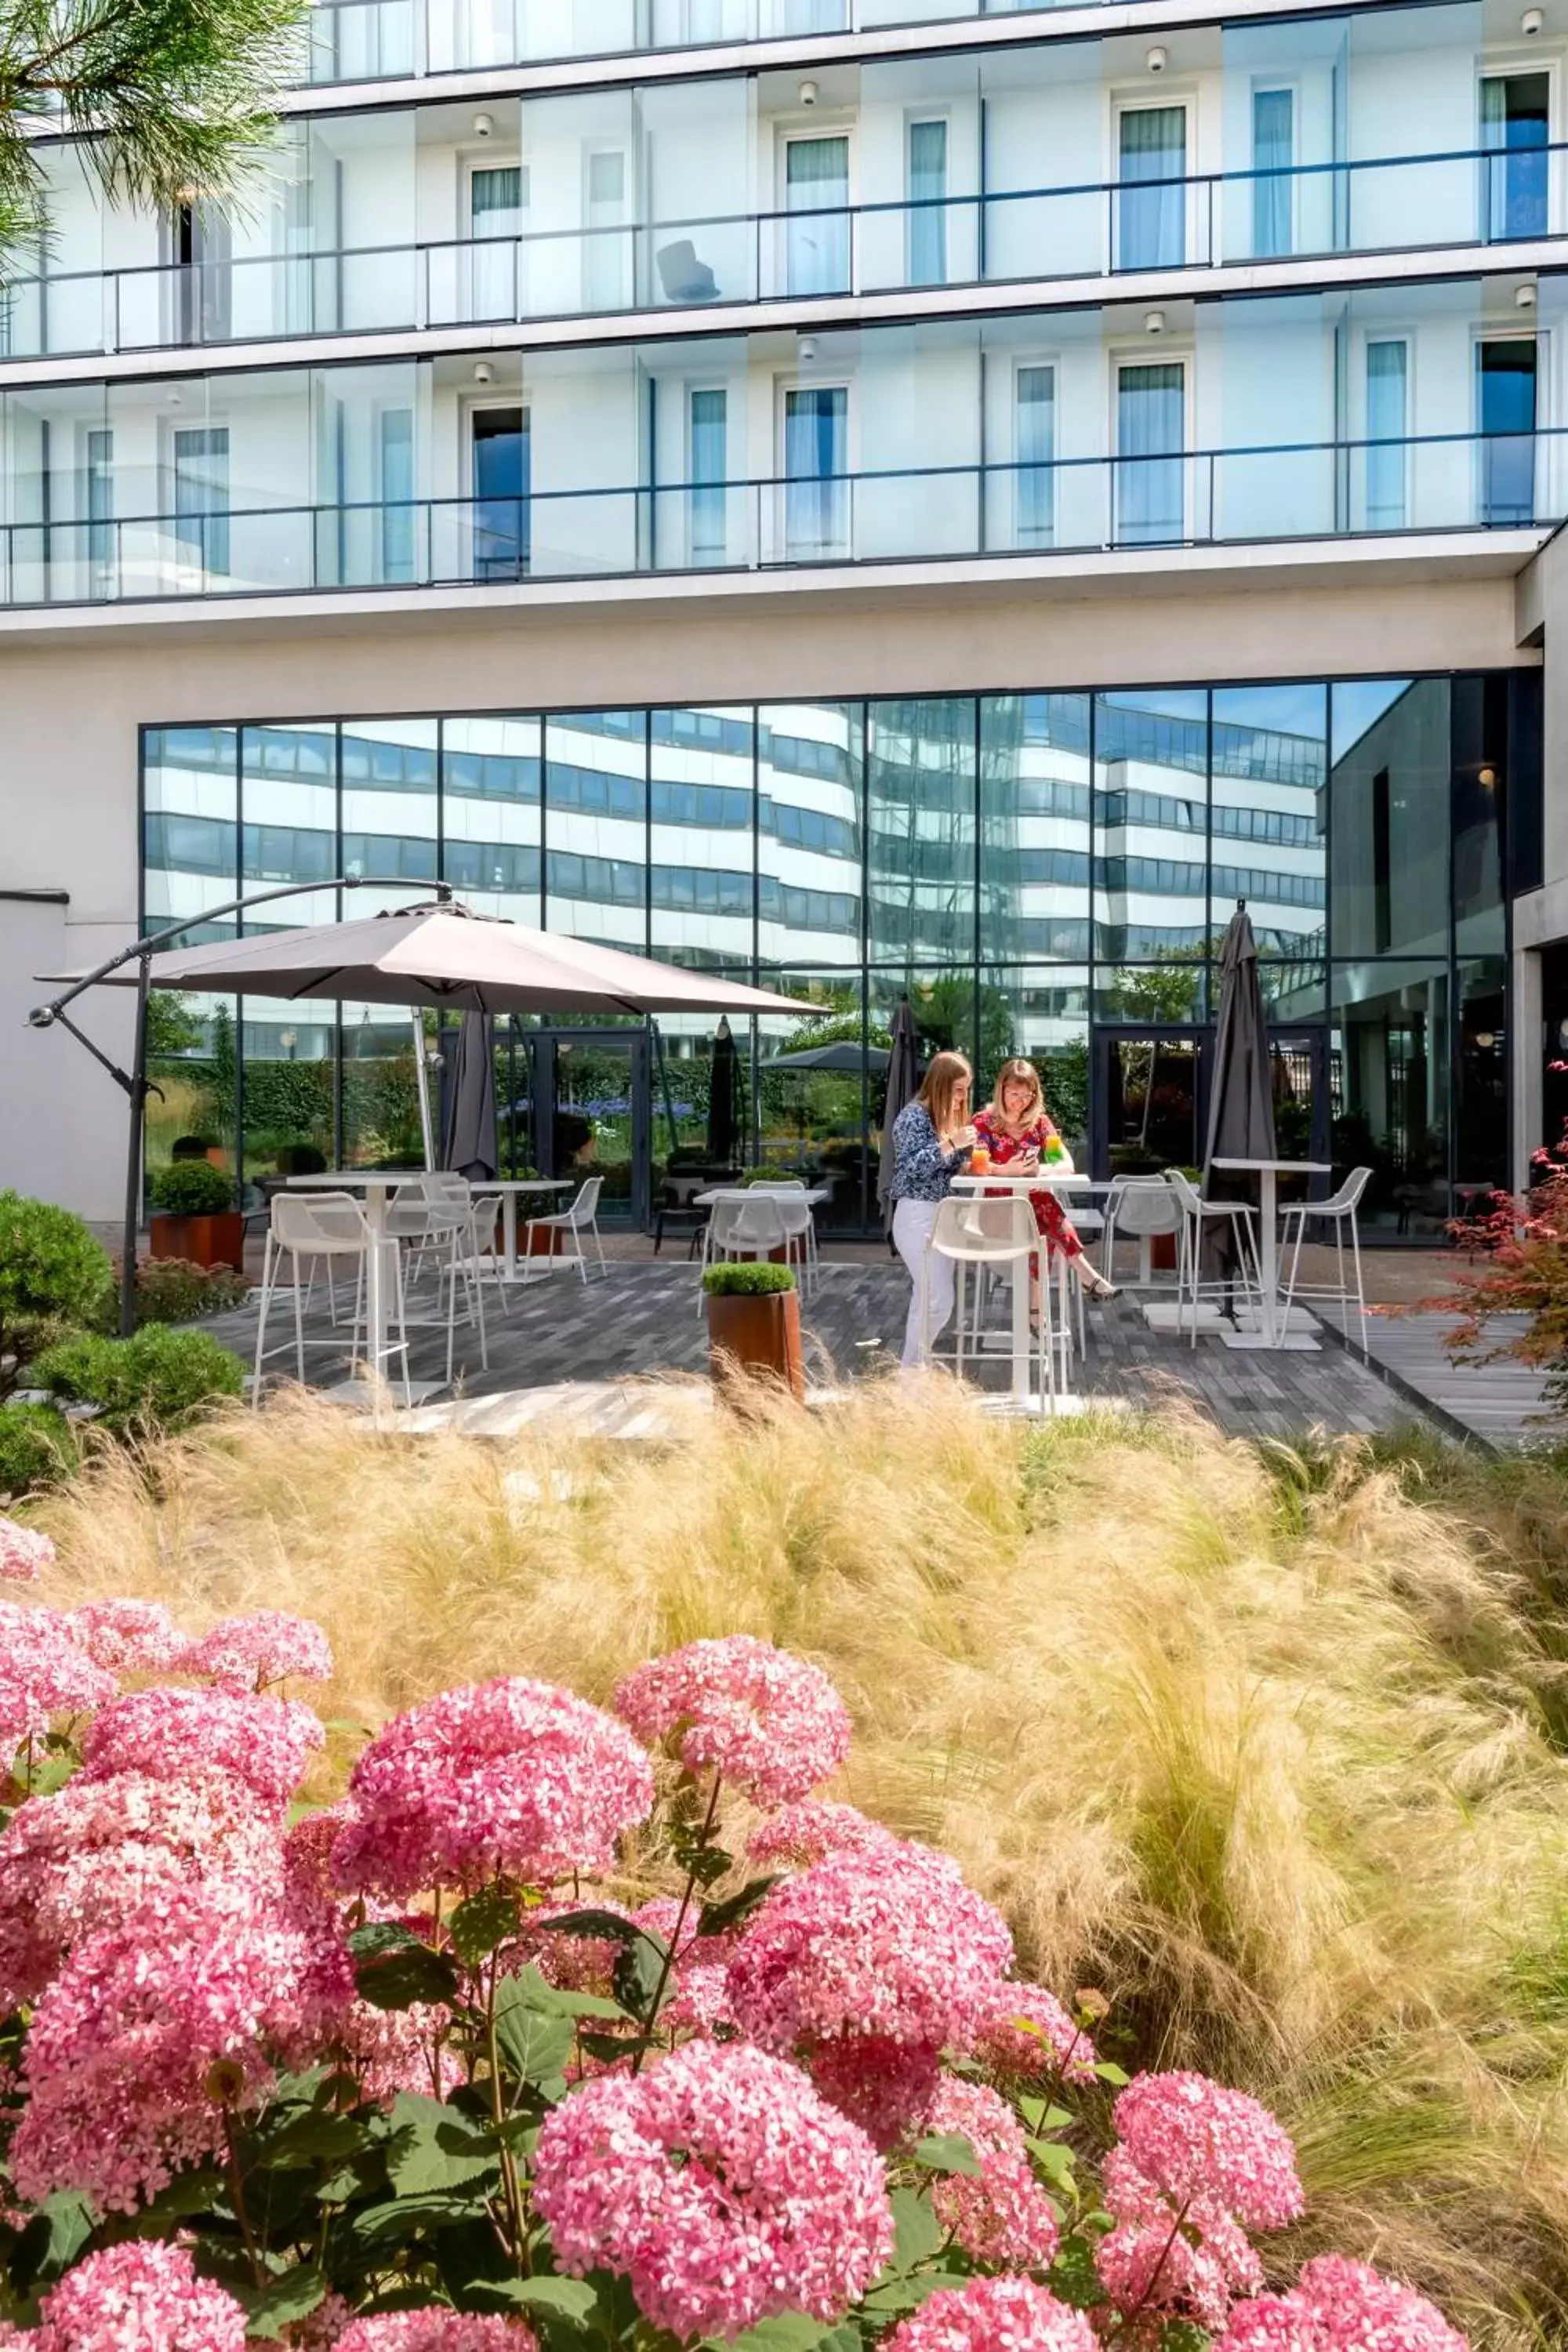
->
[485,1178,575,1282]
[284,1171,444,1412]
[692,1185,832,1207]
[949,1169,1102,1412]
[1210,1156,1333,1351]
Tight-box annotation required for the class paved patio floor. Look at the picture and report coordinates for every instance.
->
[205,1261,1439,1444]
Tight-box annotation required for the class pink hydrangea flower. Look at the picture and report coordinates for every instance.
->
[177,1610,334,1691]
[805,2034,942,2150]
[746,1799,902,1869]
[12,1878,354,2212]
[26,2240,248,2350]
[923,2075,1060,2270]
[78,1686,325,1813]
[533,2040,894,2342]
[1107,2072,1305,2234]
[331,2319,538,2351]
[64,1599,185,1673]
[1218,2258,1470,2352]
[881,2277,1099,2352]
[332,1677,655,1901]
[0,1606,115,1752]
[0,1768,284,2009]
[628,1896,738,2036]
[0,1516,54,1583]
[727,1841,1014,2059]
[615,1635,852,1806]
[1095,2216,1245,2332]
[971,1980,1098,2086]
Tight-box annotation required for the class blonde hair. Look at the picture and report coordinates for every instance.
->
[987,1058,1045,1129]
[915,1051,973,1144]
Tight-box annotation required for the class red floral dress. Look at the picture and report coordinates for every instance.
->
[971,1111,1084,1264]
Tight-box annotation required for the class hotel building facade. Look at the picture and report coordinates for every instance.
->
[1,0,1565,1235]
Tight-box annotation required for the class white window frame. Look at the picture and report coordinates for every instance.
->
[1011,354,1059,550]
[774,372,855,562]
[684,380,731,567]
[1472,321,1544,524]
[1477,58,1559,242]
[775,122,857,299]
[463,153,527,324]
[1109,346,1194,544]
[1109,92,1197,274]
[904,111,951,289]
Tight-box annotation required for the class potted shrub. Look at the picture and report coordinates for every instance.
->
[147,1161,245,1272]
[702,1261,804,1403]
[171,1133,227,1170]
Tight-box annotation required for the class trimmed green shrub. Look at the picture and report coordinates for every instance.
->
[739,1166,800,1188]
[35,1325,245,1433]
[0,1193,115,1400]
[148,1161,237,1216]
[274,1142,328,1177]
[169,1135,220,1161]
[702,1262,796,1297]
[0,1403,79,1497]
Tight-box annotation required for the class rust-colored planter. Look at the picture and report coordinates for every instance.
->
[706,1290,805,1404]
[522,1224,565,1257]
[148,1211,245,1272]
[1151,1232,1178,1272]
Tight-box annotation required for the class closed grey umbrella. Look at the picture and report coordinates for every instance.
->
[877,998,921,1231]
[706,1017,742,1164]
[1203,905,1276,1282]
[441,1009,498,1182]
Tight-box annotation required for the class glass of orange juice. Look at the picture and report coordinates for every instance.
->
[970,1144,991,1174]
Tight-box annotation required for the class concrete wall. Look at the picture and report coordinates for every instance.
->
[0,557,1534,1216]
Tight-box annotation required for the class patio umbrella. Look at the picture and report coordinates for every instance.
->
[1203,902,1276,1283]
[74,902,812,1020]
[706,1017,742,1164]
[441,1009,498,1183]
[876,997,921,1232]
[768,1040,891,1073]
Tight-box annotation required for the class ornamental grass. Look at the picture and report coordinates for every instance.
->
[23,1380,1568,2346]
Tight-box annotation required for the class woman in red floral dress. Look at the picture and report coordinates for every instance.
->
[973,1058,1117,1301]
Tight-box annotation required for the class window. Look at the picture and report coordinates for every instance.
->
[1365,340,1408,531]
[172,201,231,344]
[378,408,414,583]
[786,136,850,297]
[1114,362,1185,546]
[1015,365,1055,548]
[471,405,529,579]
[171,426,230,575]
[470,164,525,321]
[1481,74,1549,241]
[907,119,948,289]
[83,426,113,588]
[783,385,848,558]
[1477,338,1537,524]
[1117,107,1186,270]
[1251,88,1294,260]
[585,151,629,312]
[688,388,728,564]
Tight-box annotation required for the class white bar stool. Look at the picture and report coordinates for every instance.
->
[925,1194,1057,1413]
[1279,1166,1373,1349]
[252,1191,411,1407]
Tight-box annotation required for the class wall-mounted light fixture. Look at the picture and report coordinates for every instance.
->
[1146,44,1169,72]
[1523,8,1544,35]
[798,334,818,361]
[1145,309,1167,335]
[1518,282,1538,308]
[799,78,818,105]
[473,361,494,384]
[473,111,493,137]
[1479,765,1498,788]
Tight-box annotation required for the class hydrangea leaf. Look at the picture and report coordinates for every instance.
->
[912,2132,983,2178]
[229,2263,327,2339]
[449,1884,523,1966]
[887,2185,944,2273]
[385,2094,503,2197]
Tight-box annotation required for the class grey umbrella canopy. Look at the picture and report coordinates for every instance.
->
[1205,903,1276,1174]
[769,1039,891,1074]
[706,1018,742,1164]
[441,1010,499,1183]
[877,998,922,1229]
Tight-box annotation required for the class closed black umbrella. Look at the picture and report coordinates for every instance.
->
[1203,904,1276,1282]
[877,998,921,1232]
[706,1017,742,1164]
[441,1009,499,1181]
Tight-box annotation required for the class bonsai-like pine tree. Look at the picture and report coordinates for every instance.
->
[0,0,307,263]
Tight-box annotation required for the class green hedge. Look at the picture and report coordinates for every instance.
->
[0,1403,79,1498]
[149,1160,237,1216]
[0,1193,115,1398]
[702,1262,796,1298]
[35,1326,245,1434]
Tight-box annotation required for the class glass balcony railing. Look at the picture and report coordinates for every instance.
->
[303,0,1101,86]
[0,429,1550,609]
[2,144,1557,365]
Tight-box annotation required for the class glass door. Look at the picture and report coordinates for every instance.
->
[1116,105,1188,270]
[525,1028,651,1227]
[469,163,525,322]
[783,384,849,559]
[1481,73,1549,241]
[1477,337,1537,524]
[1114,360,1185,546]
[785,136,851,296]
[470,405,529,579]
[1092,1025,1205,1177]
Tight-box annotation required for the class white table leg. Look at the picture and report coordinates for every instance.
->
[1258,1168,1278,1345]
[502,1192,520,1282]
[1011,1251,1030,1406]
[365,1182,390,1417]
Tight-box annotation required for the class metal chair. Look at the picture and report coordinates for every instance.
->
[927,1194,1058,1410]
[1167,1169,1263,1347]
[697,1192,788,1311]
[252,1190,410,1407]
[1279,1166,1373,1350]
[525,1174,608,1283]
[746,1181,817,1290]
[1101,1174,1181,1290]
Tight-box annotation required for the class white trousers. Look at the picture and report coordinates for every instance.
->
[893,1196,956,1369]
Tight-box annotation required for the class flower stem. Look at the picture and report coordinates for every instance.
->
[220,2104,264,2289]
[1116,2195,1192,2332]
[484,1949,528,2274]
[632,1773,722,2075]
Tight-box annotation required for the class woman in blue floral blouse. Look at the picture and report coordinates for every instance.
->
[886,1051,976,1368]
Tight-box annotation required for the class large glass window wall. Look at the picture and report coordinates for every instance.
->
[143,666,1529,1235]
[7,274,1562,605]
[9,3,1567,363]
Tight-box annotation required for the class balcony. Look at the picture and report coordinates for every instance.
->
[0,428,1549,608]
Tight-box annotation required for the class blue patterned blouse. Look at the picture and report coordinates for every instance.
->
[887,1101,970,1203]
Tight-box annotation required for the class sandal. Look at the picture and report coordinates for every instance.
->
[1081,1270,1120,1301]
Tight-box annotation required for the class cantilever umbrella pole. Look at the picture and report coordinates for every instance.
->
[28,875,439,1337]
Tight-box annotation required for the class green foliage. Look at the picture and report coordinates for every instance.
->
[740,1167,800,1188]
[149,1160,237,1216]
[0,0,310,267]
[0,1402,78,1497]
[0,1192,114,1401]
[911,975,1014,1072]
[702,1262,797,1297]
[122,1255,250,1327]
[34,1324,245,1433]
[274,1142,328,1177]
[145,992,205,1058]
